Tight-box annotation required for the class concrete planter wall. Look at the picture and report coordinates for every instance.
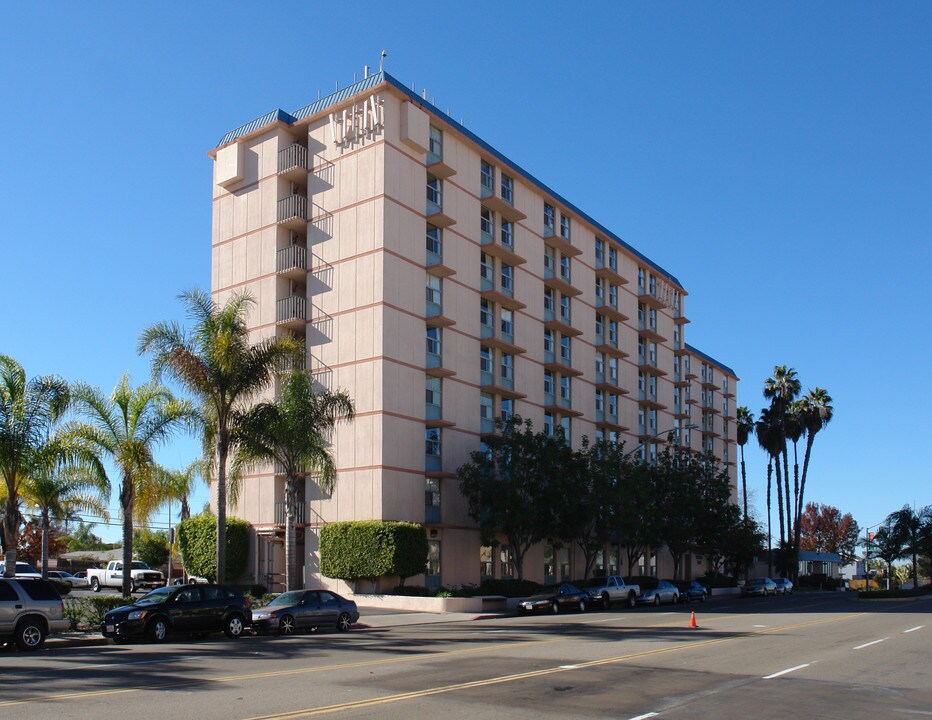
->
[350,593,508,613]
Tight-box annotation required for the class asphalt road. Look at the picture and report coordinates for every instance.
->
[1,593,929,719]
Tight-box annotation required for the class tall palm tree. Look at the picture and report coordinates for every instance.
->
[763,365,800,543]
[736,406,754,519]
[891,504,932,589]
[792,387,834,568]
[0,356,70,577]
[140,289,300,584]
[756,407,785,555]
[68,376,192,595]
[231,371,354,591]
[153,459,206,523]
[23,438,110,578]
[785,401,805,539]
[869,519,902,590]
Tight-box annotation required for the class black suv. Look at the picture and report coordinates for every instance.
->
[101,584,251,643]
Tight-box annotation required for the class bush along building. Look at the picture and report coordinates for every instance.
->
[208,68,738,592]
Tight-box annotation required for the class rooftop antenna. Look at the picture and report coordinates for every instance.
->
[379,50,388,73]
[422,88,427,100]
[317,89,321,100]
[364,64,369,78]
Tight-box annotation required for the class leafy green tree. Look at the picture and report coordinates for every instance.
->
[0,355,70,577]
[64,520,108,551]
[68,376,193,595]
[457,417,563,579]
[617,458,661,576]
[23,437,110,577]
[134,529,170,569]
[736,406,754,519]
[139,288,300,584]
[232,371,354,591]
[654,445,702,580]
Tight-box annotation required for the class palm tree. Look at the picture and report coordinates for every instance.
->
[232,371,354,591]
[763,365,800,543]
[736,406,754,519]
[869,519,902,590]
[23,437,110,578]
[785,401,805,539]
[891,504,932,589]
[756,407,785,556]
[139,289,300,584]
[0,356,70,577]
[68,376,192,595]
[792,387,833,568]
[153,460,206,523]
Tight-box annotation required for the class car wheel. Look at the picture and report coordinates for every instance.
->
[14,619,46,651]
[551,601,560,615]
[224,614,245,639]
[601,592,611,610]
[147,618,169,643]
[91,577,100,592]
[337,612,353,632]
[578,599,587,613]
[627,593,637,609]
[653,595,661,607]
[279,614,296,635]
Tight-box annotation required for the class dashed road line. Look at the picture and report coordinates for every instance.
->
[853,637,889,650]
[903,626,924,634]
[763,663,810,679]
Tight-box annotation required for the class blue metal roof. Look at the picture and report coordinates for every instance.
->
[685,343,738,378]
[213,71,685,287]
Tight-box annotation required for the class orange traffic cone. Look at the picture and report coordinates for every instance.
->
[689,611,698,629]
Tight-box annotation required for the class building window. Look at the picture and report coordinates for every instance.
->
[609,283,617,308]
[560,375,571,401]
[544,287,555,313]
[559,415,571,439]
[595,391,604,413]
[609,357,618,383]
[560,214,571,241]
[638,407,646,434]
[595,238,604,263]
[480,546,494,578]
[638,337,647,362]
[500,546,515,579]
[427,176,442,207]
[425,428,441,456]
[560,254,571,282]
[425,375,441,408]
[638,267,646,292]
[608,393,618,417]
[426,540,441,577]
[544,245,555,273]
[649,408,658,434]
[480,345,493,374]
[501,263,513,292]
[544,329,555,354]
[638,371,646,394]
[480,252,494,283]
[501,173,514,204]
[595,353,605,377]
[426,224,442,256]
[595,277,605,301]
[608,320,618,346]
[560,294,571,323]
[500,397,513,421]
[544,412,555,436]
[560,335,571,363]
[426,326,441,356]
[544,203,555,234]
[426,274,441,306]
[544,370,555,396]
[480,206,494,238]
[480,299,494,329]
[480,160,494,194]
[638,302,646,329]
[480,392,494,421]
[544,545,556,582]
[649,374,657,400]
[608,247,618,272]
[500,353,514,381]
[500,308,513,336]
[649,307,657,331]
[425,477,441,509]
[595,313,604,338]
[428,126,443,161]
[500,219,513,247]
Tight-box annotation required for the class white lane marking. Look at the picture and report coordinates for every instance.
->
[629,713,659,720]
[891,710,932,716]
[658,612,674,615]
[903,625,924,634]
[584,617,625,624]
[559,664,580,669]
[854,637,889,650]
[753,624,768,628]
[763,663,810,679]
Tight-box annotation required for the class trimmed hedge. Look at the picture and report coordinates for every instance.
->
[64,596,132,631]
[858,584,932,599]
[320,521,428,582]
[177,514,250,582]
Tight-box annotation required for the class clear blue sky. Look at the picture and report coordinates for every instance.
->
[2,2,930,542]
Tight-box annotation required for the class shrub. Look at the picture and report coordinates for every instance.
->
[64,596,133,631]
[177,514,250,582]
[477,578,543,597]
[858,584,931,599]
[320,521,428,584]
[696,575,739,589]
[798,574,840,591]
[245,592,279,610]
[134,529,170,569]
[49,579,72,596]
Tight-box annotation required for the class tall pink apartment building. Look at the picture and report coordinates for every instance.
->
[209,70,738,591]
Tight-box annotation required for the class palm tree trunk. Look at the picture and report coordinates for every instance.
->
[216,427,228,585]
[740,445,748,519]
[792,440,800,539]
[766,461,773,577]
[2,494,19,578]
[774,456,785,548]
[793,434,816,583]
[782,448,792,550]
[284,475,298,591]
[41,509,50,579]
[121,475,134,597]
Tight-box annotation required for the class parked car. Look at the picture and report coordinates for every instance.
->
[636,579,680,606]
[252,590,359,635]
[48,570,88,588]
[577,576,640,609]
[88,560,165,592]
[0,578,69,650]
[676,581,708,603]
[101,584,251,643]
[773,578,794,595]
[517,583,590,614]
[742,578,778,597]
[12,562,41,579]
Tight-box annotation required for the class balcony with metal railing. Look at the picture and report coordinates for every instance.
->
[278,144,308,182]
[278,194,308,231]
[276,245,308,281]
[274,501,306,525]
[276,295,307,330]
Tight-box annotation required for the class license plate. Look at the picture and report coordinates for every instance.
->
[105,624,114,633]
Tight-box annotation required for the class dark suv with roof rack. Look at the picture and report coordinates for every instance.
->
[101,583,251,643]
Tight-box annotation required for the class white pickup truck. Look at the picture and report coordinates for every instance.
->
[87,561,165,593]
[579,576,640,609]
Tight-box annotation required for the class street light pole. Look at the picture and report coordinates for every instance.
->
[623,423,699,460]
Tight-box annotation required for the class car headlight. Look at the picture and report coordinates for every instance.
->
[127,610,147,620]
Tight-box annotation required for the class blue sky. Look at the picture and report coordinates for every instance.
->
[2,2,930,543]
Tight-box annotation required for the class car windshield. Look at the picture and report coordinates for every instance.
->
[137,587,174,604]
[131,562,150,570]
[267,592,305,607]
